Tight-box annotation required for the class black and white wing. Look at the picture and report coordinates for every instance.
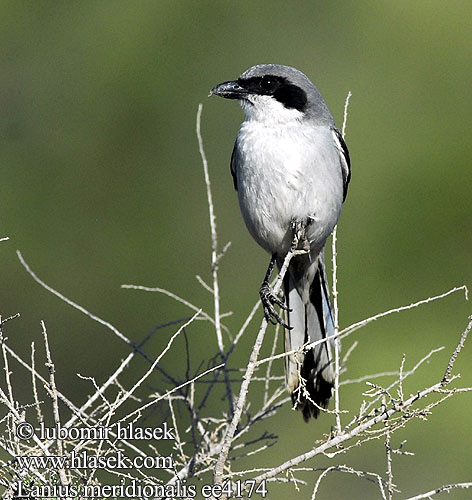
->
[332,128,351,201]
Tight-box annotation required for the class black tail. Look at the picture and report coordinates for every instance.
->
[284,260,334,421]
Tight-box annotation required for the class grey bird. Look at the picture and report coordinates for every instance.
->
[210,64,350,420]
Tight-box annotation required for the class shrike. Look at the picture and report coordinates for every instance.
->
[210,64,350,421]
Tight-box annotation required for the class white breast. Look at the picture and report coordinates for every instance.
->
[234,119,343,256]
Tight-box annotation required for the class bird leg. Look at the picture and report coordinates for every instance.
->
[259,254,290,328]
[259,218,313,328]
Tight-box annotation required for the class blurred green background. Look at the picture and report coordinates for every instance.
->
[1,1,471,498]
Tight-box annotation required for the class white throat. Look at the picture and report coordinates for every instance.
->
[239,95,304,124]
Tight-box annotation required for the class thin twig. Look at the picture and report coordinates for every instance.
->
[121,283,227,334]
[331,223,342,434]
[30,342,43,424]
[340,370,399,386]
[114,361,224,430]
[443,314,472,383]
[99,311,201,424]
[196,103,224,352]
[331,90,352,435]
[342,91,352,138]
[264,323,281,406]
[196,103,234,417]
[230,300,261,349]
[384,414,393,500]
[41,320,69,487]
[405,482,472,499]
[17,250,132,346]
[340,286,469,340]
[311,464,387,500]
[0,315,20,459]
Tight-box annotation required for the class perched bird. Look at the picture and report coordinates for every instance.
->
[210,64,350,420]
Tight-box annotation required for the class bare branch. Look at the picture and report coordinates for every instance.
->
[311,464,387,500]
[405,482,472,499]
[340,286,469,340]
[331,90,353,436]
[41,320,68,486]
[196,103,224,353]
[443,314,472,383]
[384,416,394,500]
[196,103,234,417]
[99,310,201,423]
[17,250,132,346]
[30,342,43,424]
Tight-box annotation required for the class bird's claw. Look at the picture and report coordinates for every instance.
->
[259,281,291,329]
[290,218,312,253]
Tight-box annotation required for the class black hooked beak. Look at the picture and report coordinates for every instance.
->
[209,80,248,99]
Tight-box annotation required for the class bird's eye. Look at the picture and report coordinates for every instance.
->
[260,76,275,91]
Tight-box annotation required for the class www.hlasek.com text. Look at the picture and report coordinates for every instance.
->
[16,450,173,470]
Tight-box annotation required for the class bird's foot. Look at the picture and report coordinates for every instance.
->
[259,280,291,328]
[290,217,313,253]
